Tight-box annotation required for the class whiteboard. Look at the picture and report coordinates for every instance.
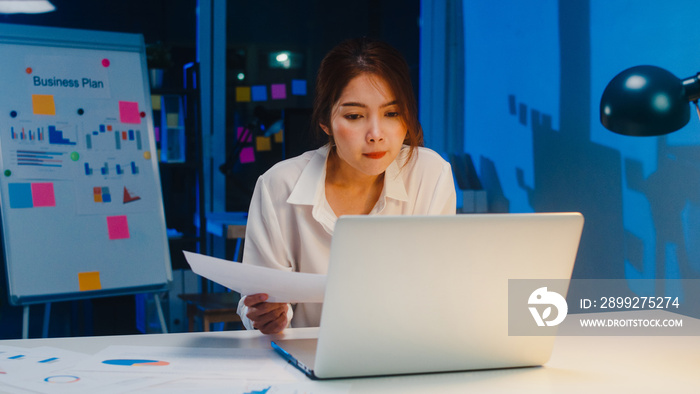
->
[0,24,171,305]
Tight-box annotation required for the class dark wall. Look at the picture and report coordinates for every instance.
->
[1,0,419,91]
[0,0,195,44]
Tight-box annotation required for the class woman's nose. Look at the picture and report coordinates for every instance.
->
[366,117,384,142]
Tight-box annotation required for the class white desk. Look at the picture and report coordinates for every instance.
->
[2,313,699,393]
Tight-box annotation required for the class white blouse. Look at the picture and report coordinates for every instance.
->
[237,145,457,329]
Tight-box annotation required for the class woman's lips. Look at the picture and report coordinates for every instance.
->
[363,151,387,159]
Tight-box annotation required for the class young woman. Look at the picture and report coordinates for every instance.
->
[237,38,456,334]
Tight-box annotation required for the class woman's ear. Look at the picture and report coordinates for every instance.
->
[320,124,331,136]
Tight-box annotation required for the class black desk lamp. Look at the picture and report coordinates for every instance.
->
[600,65,700,136]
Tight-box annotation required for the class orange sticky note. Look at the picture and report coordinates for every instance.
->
[236,87,251,102]
[32,94,56,115]
[78,271,102,291]
[256,136,271,151]
[273,130,284,143]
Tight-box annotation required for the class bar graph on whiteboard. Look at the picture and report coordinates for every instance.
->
[2,123,79,179]
[84,123,143,151]
[83,160,140,177]
[16,150,64,168]
[10,124,78,146]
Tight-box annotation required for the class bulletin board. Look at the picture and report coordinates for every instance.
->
[0,24,171,305]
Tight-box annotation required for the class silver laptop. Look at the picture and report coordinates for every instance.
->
[272,213,584,379]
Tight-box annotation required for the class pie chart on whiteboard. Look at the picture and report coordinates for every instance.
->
[102,359,170,366]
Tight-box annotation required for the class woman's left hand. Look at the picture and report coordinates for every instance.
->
[243,293,289,334]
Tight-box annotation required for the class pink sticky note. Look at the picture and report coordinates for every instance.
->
[31,183,56,207]
[119,101,141,124]
[271,84,287,100]
[240,147,255,163]
[237,127,252,143]
[107,215,130,240]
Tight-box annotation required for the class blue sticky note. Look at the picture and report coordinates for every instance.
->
[291,79,307,96]
[9,183,33,208]
[252,85,268,102]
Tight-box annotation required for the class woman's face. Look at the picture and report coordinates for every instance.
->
[321,73,407,178]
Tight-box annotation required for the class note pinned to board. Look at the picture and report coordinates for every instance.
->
[78,271,102,291]
[256,136,271,151]
[236,87,252,102]
[252,85,267,102]
[237,126,252,143]
[183,251,326,303]
[31,182,56,207]
[151,94,161,110]
[274,130,284,143]
[32,94,56,115]
[271,84,286,100]
[239,146,255,163]
[119,101,141,124]
[8,183,33,208]
[107,215,130,240]
[291,79,307,96]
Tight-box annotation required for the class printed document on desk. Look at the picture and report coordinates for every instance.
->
[183,251,326,303]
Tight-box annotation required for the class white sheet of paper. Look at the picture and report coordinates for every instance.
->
[183,251,326,303]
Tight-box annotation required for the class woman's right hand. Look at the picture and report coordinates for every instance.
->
[243,293,289,334]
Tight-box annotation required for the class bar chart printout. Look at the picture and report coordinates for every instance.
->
[48,125,76,145]
[84,124,143,151]
[6,124,76,177]
[86,161,140,177]
[11,126,43,141]
[10,125,77,145]
[16,150,63,168]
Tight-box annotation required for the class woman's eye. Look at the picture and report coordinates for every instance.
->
[385,111,400,118]
[344,114,362,120]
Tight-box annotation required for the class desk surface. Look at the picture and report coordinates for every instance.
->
[2,313,699,393]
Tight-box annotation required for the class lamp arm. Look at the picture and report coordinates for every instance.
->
[682,72,700,102]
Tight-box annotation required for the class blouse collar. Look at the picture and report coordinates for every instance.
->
[286,145,410,207]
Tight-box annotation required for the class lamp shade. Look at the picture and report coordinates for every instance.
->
[0,0,55,14]
[600,65,690,136]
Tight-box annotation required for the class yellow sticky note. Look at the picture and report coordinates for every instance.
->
[32,94,56,115]
[236,87,251,102]
[256,136,271,151]
[78,271,102,291]
[151,94,162,110]
[273,130,284,143]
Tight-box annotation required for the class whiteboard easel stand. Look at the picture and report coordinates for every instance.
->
[20,303,53,339]
[21,293,168,339]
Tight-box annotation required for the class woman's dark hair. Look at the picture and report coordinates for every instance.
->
[312,37,423,162]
